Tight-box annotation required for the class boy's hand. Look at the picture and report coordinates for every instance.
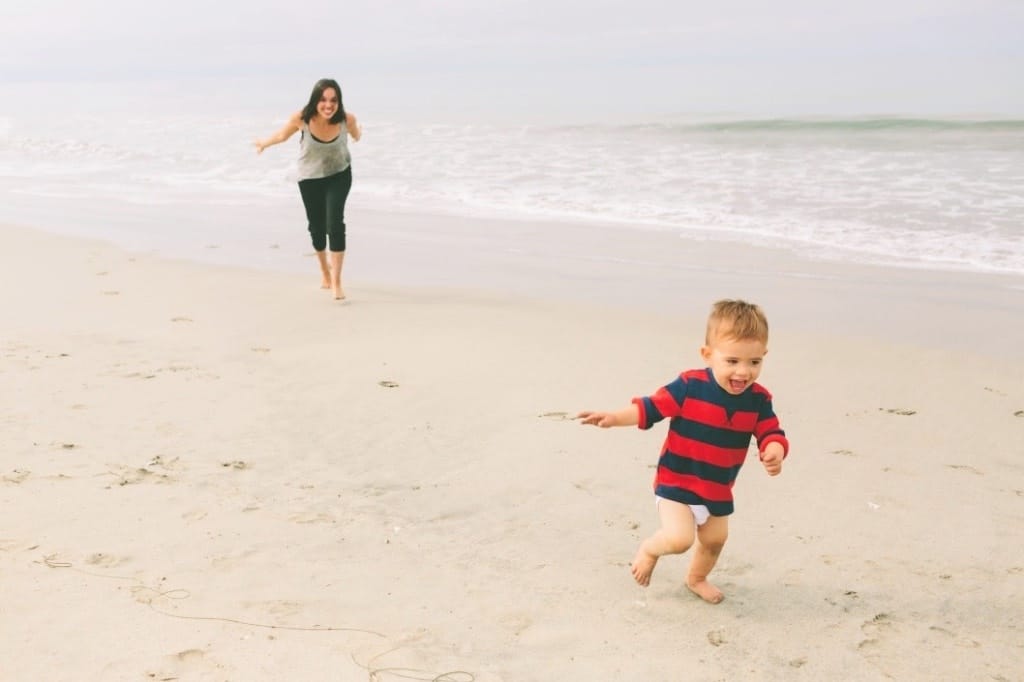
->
[760,442,785,476]
[577,411,616,428]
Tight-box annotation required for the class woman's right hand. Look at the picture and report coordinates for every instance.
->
[256,113,303,154]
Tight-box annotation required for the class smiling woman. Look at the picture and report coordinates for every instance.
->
[254,78,362,300]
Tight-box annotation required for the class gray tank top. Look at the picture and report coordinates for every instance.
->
[296,121,351,181]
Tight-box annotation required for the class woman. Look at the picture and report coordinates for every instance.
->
[255,78,361,300]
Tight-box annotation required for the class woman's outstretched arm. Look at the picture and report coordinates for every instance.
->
[254,111,303,153]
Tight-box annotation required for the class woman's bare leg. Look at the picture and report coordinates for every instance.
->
[329,251,345,300]
[315,250,331,289]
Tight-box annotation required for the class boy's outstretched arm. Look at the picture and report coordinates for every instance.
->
[760,442,785,476]
[577,405,640,428]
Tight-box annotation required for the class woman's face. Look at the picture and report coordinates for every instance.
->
[316,88,339,120]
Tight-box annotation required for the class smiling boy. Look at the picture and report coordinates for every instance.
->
[577,299,788,603]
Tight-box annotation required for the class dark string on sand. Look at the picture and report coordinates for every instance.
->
[352,646,475,682]
[37,554,476,682]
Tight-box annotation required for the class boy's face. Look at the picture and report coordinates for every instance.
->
[701,335,767,395]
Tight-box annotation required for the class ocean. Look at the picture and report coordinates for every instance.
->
[2,79,1023,281]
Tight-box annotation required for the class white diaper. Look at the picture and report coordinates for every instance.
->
[655,496,711,526]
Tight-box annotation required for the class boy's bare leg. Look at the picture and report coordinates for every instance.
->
[315,251,331,289]
[631,498,695,587]
[329,251,345,300]
[686,514,728,603]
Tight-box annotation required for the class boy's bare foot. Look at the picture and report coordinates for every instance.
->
[630,548,659,586]
[686,578,724,604]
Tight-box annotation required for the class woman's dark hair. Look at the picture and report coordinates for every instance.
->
[301,78,346,125]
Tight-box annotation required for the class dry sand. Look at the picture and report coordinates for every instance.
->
[2,221,1022,681]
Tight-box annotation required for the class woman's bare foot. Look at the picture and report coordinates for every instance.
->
[320,277,331,290]
[686,578,724,604]
[332,284,346,300]
[630,548,659,586]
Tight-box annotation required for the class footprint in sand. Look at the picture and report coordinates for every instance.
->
[858,612,894,652]
[177,649,207,662]
[825,589,860,611]
[257,600,304,618]
[378,380,400,388]
[927,625,981,648]
[101,290,120,296]
[210,550,258,569]
[150,364,219,381]
[220,460,249,470]
[946,464,983,475]
[144,648,220,682]
[288,511,335,524]
[85,552,128,568]
[538,411,577,421]
[707,629,726,647]
[105,464,173,487]
[867,612,893,625]
[498,612,533,636]
[1014,410,1023,417]
[170,316,193,323]
[145,455,181,473]
[880,407,916,416]
[3,469,31,484]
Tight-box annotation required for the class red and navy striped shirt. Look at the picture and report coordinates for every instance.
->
[632,368,788,516]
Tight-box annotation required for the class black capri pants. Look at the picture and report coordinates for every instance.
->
[297,167,352,252]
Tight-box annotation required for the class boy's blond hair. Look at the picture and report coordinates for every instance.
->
[705,299,769,344]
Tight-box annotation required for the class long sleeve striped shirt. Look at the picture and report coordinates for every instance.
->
[632,368,788,516]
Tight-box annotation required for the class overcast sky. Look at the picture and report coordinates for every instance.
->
[3,0,1022,119]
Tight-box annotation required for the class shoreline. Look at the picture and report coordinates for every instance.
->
[5,209,1023,358]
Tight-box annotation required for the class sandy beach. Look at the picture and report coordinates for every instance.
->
[2,219,1023,681]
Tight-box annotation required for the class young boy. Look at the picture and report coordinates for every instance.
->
[577,299,788,604]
